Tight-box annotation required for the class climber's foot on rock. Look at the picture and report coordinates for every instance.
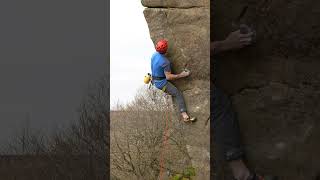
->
[187,116,197,123]
[181,114,197,123]
[182,116,197,123]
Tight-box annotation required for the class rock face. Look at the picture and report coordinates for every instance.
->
[143,0,210,179]
[213,0,320,179]
[142,0,208,8]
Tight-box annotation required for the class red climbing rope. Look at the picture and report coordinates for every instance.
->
[158,96,171,180]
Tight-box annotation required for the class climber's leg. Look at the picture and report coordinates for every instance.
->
[164,82,187,112]
[211,86,250,179]
[211,86,278,180]
[164,82,196,122]
[212,86,244,161]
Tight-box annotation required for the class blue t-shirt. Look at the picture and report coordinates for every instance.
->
[151,52,171,89]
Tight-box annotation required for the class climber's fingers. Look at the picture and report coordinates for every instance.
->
[239,31,254,38]
[240,37,252,43]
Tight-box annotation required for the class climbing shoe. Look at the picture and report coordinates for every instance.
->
[182,116,197,123]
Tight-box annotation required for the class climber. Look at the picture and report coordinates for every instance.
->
[150,39,196,123]
[212,28,277,180]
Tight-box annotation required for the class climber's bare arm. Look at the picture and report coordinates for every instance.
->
[211,30,253,54]
[165,70,189,81]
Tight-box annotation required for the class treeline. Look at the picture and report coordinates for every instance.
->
[1,76,108,180]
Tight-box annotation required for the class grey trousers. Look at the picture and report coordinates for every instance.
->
[211,86,244,161]
[163,82,187,113]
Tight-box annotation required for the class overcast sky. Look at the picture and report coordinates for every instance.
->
[110,0,155,108]
[0,0,107,149]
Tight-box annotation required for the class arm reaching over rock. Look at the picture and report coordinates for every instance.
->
[211,30,253,54]
[164,70,190,81]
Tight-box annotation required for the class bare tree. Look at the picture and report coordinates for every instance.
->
[3,116,49,155]
[111,87,191,180]
[47,75,108,179]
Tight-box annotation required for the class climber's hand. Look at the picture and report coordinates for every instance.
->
[223,30,253,50]
[179,70,190,78]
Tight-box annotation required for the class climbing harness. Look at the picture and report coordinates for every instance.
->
[144,73,168,92]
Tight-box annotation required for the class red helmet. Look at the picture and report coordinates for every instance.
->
[155,39,168,54]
